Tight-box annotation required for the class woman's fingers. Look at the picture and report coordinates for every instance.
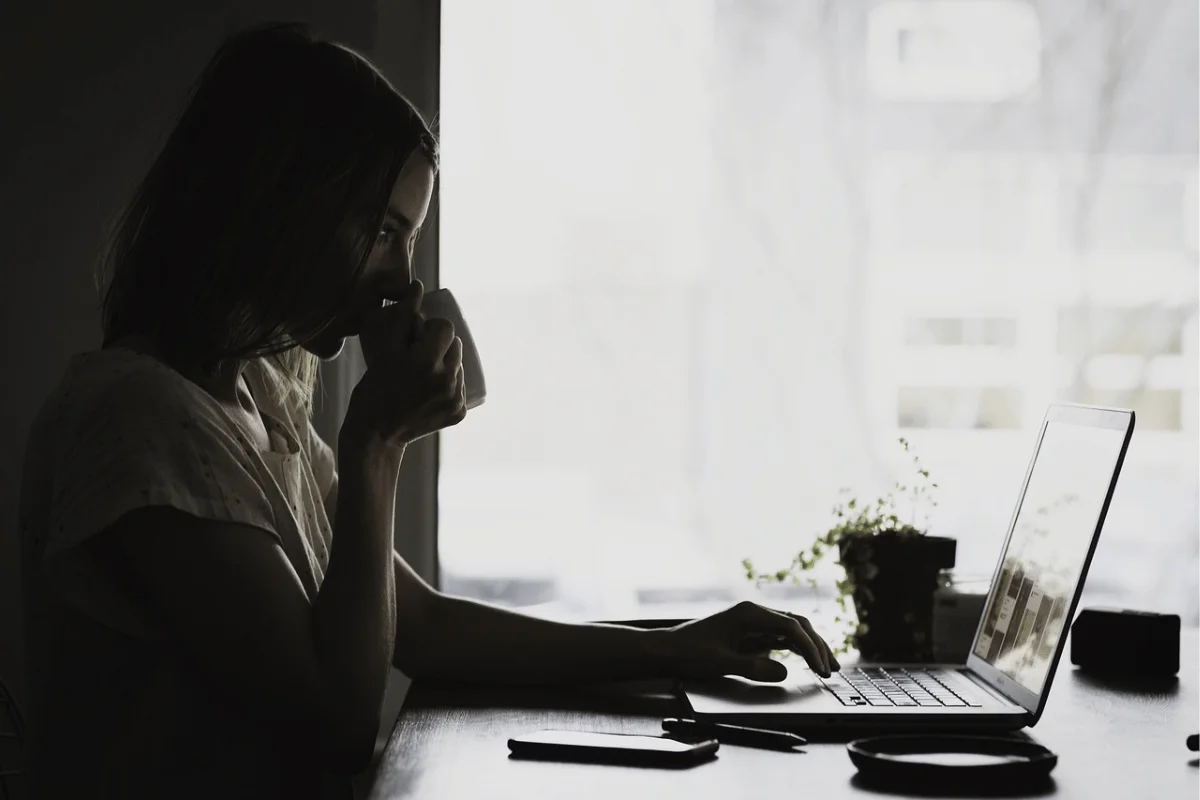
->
[735,602,830,677]
[715,654,788,683]
[415,317,456,365]
[738,631,788,655]
[790,613,840,672]
[739,624,840,672]
[360,281,426,363]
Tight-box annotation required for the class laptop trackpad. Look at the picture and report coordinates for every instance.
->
[684,671,832,712]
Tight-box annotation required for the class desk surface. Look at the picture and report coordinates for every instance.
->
[369,630,1199,799]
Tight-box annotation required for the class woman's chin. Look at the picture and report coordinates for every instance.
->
[301,332,348,361]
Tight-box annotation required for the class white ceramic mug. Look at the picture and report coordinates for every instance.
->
[421,288,486,410]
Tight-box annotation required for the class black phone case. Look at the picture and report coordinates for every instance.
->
[507,734,719,768]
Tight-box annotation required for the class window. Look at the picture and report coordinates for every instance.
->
[1186,171,1198,251]
[905,317,1018,347]
[887,175,1033,252]
[1054,305,1195,431]
[1057,307,1188,357]
[871,156,1043,254]
[867,1,1041,102]
[439,0,1198,628]
[1077,389,1181,431]
[1062,174,1191,253]
[897,387,1023,429]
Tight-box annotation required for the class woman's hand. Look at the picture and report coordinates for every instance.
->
[656,601,840,682]
[343,280,467,450]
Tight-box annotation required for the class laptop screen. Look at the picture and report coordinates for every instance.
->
[971,417,1128,696]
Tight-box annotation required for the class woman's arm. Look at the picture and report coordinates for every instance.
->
[318,458,668,682]
[321,468,829,684]
[395,583,669,684]
[331,468,667,683]
[317,455,830,686]
[310,435,402,745]
[390,565,834,685]
[105,437,404,774]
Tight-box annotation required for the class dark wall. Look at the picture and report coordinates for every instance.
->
[0,0,441,714]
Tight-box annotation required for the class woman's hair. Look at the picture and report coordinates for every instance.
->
[96,21,438,412]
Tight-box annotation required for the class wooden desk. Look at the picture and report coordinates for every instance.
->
[368,630,1199,799]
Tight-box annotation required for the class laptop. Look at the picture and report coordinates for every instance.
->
[683,403,1135,733]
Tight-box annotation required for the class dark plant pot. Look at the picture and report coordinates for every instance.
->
[838,531,957,663]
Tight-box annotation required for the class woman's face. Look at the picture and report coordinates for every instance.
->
[301,151,436,360]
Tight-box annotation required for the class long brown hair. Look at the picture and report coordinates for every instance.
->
[96,21,438,412]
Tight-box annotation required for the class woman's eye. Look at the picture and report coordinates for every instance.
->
[378,227,398,245]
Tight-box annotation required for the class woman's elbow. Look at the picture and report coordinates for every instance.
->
[324,708,381,775]
[392,597,440,679]
[392,643,434,680]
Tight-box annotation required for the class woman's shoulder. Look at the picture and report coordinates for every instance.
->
[28,348,218,445]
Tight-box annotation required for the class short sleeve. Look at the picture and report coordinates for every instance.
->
[44,370,280,559]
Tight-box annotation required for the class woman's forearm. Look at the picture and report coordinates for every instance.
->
[404,593,674,685]
[311,437,402,747]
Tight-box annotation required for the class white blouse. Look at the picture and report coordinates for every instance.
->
[19,347,348,799]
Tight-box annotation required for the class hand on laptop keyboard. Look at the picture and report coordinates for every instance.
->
[659,601,840,681]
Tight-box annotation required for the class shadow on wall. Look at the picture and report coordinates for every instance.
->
[0,0,392,725]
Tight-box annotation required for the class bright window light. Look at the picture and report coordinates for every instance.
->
[867,0,1042,102]
[438,0,1197,626]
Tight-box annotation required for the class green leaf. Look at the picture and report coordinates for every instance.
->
[738,436,937,624]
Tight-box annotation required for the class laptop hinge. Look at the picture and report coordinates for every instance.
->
[961,669,1023,709]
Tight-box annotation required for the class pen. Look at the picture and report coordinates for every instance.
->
[662,718,806,750]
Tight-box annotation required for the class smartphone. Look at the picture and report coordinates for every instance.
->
[507,730,719,768]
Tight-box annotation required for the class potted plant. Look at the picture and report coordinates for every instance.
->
[743,438,955,662]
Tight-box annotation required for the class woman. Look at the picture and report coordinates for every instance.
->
[18,22,836,799]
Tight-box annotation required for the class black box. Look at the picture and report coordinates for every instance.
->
[1070,607,1180,677]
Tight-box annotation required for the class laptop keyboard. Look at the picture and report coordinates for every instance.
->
[819,667,985,708]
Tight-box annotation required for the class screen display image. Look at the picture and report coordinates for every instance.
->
[972,420,1127,695]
